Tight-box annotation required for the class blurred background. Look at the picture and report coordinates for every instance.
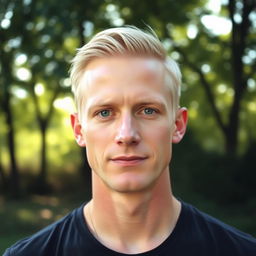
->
[0,0,256,253]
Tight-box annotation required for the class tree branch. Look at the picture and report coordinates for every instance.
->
[174,46,227,135]
[163,26,227,135]
[30,79,44,128]
[228,0,235,25]
[46,84,60,124]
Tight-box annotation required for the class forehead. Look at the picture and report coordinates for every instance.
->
[84,56,165,83]
[77,57,172,109]
[79,56,168,93]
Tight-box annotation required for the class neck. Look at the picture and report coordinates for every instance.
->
[84,170,181,254]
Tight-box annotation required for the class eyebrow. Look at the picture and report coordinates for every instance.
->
[133,101,167,110]
[86,103,113,115]
[87,98,167,115]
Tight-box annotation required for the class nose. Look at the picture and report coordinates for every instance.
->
[115,113,140,146]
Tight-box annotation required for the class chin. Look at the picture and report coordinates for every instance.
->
[107,175,156,194]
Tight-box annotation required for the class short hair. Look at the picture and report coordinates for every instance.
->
[70,26,181,122]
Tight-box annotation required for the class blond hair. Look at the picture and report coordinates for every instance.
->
[70,26,181,121]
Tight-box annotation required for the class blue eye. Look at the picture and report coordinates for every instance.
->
[99,109,111,117]
[143,108,155,115]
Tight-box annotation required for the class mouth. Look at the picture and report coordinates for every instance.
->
[110,155,148,166]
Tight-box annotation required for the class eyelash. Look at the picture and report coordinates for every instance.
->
[96,109,113,118]
[141,107,157,115]
[94,107,159,119]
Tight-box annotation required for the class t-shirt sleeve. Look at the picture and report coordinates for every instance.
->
[1,208,79,256]
[2,248,11,256]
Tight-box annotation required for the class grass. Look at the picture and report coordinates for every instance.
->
[0,194,85,254]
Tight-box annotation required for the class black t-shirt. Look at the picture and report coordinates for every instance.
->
[3,201,256,256]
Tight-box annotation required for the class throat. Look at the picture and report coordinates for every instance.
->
[84,196,181,254]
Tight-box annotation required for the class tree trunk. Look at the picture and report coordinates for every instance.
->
[30,80,59,194]
[4,92,20,197]
[225,0,253,155]
[0,159,7,192]
[225,86,244,154]
[37,123,48,192]
[0,50,21,197]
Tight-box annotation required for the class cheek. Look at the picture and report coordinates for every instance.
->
[146,124,173,161]
[159,128,172,153]
[145,123,172,143]
[84,138,107,174]
[82,124,108,145]
[82,126,109,162]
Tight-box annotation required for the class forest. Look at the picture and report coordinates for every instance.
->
[0,0,256,252]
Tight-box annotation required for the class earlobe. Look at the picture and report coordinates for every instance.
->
[172,107,188,144]
[70,113,86,147]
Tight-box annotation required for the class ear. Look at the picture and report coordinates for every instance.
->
[172,107,188,144]
[70,113,86,147]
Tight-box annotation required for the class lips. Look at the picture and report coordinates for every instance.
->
[110,155,148,166]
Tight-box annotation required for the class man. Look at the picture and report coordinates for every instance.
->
[4,26,256,256]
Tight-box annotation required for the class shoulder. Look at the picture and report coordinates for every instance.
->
[3,204,85,256]
[182,201,256,254]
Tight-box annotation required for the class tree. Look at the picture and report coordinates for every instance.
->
[0,0,113,194]
[113,0,256,155]
[172,0,256,155]
[0,0,24,197]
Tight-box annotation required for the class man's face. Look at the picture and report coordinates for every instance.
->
[72,57,186,193]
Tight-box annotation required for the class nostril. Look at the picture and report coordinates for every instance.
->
[115,130,140,145]
[131,139,139,145]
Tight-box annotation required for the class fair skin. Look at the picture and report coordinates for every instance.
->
[71,56,188,254]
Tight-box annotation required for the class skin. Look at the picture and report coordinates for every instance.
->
[71,56,188,254]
